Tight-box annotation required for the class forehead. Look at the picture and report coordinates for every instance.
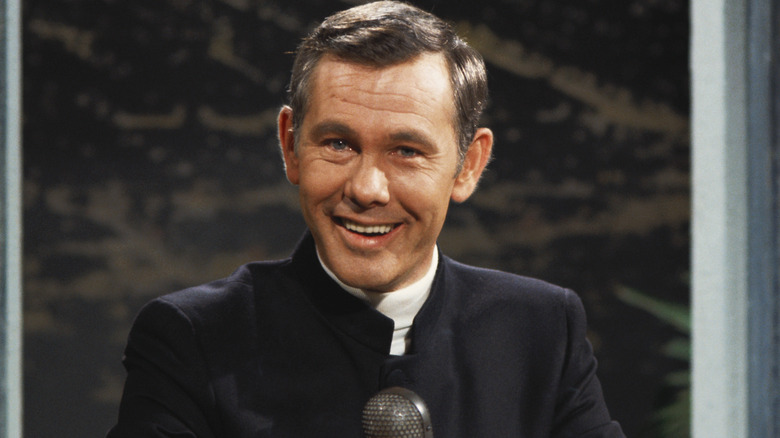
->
[304,53,456,131]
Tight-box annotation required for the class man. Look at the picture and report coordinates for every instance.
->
[108,2,625,437]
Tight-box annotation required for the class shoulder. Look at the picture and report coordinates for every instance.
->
[436,256,587,332]
[442,256,577,305]
[135,258,293,332]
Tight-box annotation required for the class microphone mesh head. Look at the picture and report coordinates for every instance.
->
[362,387,432,438]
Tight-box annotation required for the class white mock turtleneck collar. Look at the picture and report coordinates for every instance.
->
[316,247,438,356]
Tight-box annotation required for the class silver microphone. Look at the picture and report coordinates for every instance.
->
[361,387,433,438]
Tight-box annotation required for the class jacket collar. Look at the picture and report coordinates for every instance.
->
[290,231,395,354]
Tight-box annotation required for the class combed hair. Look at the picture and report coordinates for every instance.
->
[287,1,488,169]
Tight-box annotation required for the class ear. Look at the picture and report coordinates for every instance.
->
[451,127,493,203]
[278,105,300,185]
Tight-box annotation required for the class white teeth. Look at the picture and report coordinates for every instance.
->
[343,220,394,235]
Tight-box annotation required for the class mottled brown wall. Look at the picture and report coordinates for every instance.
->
[23,0,689,436]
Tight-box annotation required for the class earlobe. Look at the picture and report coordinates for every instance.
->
[451,127,493,203]
[278,106,300,185]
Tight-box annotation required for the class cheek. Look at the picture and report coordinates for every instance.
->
[298,163,345,208]
[394,176,454,218]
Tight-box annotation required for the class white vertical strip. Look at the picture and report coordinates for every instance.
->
[691,0,749,437]
[3,0,22,436]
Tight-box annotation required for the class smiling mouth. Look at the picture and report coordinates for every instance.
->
[341,218,397,236]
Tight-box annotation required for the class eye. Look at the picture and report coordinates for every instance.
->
[397,146,419,158]
[327,139,350,151]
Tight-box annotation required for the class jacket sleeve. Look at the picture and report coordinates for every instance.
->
[106,298,219,438]
[551,289,625,438]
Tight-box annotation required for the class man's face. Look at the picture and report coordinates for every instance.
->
[279,53,491,292]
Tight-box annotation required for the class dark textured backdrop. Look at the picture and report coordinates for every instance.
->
[23,0,689,436]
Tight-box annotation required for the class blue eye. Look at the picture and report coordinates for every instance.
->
[397,147,418,157]
[329,139,349,151]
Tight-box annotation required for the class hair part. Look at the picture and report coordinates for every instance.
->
[287,1,489,171]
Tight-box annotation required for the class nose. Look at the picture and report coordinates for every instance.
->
[344,156,390,208]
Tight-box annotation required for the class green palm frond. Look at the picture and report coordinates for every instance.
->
[615,284,690,438]
[615,285,690,333]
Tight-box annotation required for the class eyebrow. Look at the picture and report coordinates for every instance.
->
[309,121,356,140]
[388,131,437,151]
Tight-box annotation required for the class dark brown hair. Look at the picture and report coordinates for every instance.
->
[287,1,488,168]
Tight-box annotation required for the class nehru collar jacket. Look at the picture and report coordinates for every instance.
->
[107,231,624,438]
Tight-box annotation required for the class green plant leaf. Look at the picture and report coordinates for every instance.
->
[655,389,690,438]
[662,338,691,361]
[663,370,690,387]
[615,285,690,333]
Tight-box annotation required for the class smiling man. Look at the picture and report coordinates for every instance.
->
[278,51,491,293]
[108,2,624,437]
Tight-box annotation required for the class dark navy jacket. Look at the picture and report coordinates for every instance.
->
[108,233,624,437]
